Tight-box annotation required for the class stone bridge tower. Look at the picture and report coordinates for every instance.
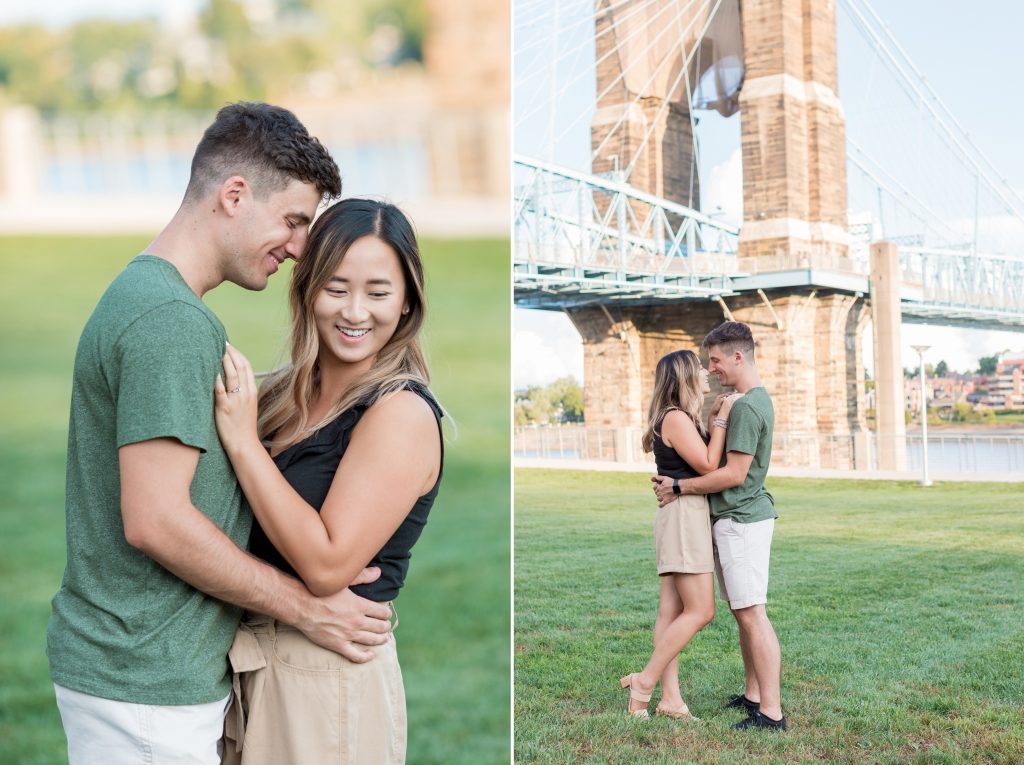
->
[590,0,705,209]
[574,0,868,467]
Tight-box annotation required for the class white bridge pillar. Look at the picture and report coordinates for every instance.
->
[870,241,907,471]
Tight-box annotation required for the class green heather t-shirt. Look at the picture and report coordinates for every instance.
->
[47,256,250,705]
[709,387,778,524]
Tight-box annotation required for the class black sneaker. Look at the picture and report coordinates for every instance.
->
[733,710,787,732]
[724,694,759,714]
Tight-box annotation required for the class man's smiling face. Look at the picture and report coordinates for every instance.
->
[224,179,321,291]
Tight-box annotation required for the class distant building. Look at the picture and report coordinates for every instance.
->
[902,367,1022,413]
[991,354,1024,407]
[904,374,974,411]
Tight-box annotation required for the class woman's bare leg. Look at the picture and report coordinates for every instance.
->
[629,573,716,706]
[653,575,684,709]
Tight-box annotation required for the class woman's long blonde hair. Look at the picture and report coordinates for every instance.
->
[257,198,430,445]
[641,350,706,453]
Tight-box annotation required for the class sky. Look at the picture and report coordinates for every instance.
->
[513,0,1024,388]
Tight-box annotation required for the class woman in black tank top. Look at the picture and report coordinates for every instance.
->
[213,199,442,764]
[618,350,740,721]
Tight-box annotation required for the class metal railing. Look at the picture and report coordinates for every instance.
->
[513,154,1024,326]
[513,155,741,308]
[514,424,1024,474]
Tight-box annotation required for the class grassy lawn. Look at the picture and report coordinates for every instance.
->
[515,468,1024,764]
[0,235,511,765]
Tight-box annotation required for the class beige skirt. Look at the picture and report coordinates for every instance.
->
[654,493,714,574]
[222,613,406,765]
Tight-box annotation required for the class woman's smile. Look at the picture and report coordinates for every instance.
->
[337,326,372,342]
[313,235,406,368]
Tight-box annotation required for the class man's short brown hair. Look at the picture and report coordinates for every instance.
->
[703,321,755,358]
[185,102,341,203]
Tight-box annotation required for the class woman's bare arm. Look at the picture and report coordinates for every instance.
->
[224,392,439,596]
[215,346,440,597]
[661,394,741,474]
[661,410,724,474]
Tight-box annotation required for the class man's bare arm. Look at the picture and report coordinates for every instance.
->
[652,451,755,507]
[119,437,391,662]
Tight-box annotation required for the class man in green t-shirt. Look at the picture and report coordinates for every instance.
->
[47,103,393,764]
[653,321,786,731]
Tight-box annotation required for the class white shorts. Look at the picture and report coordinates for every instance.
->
[54,683,230,765]
[712,517,775,610]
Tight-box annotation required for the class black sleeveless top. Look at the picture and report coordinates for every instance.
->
[248,384,443,602]
[652,412,709,479]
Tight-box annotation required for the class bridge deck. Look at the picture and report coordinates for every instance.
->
[514,158,1024,332]
[514,260,1024,331]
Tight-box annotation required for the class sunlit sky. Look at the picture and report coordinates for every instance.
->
[514,1,1024,388]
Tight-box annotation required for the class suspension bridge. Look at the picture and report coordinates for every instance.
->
[513,0,1024,470]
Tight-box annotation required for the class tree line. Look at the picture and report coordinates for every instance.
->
[904,355,1002,379]
[0,0,424,114]
[515,377,583,426]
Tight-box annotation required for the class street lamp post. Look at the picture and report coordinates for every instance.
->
[911,345,933,487]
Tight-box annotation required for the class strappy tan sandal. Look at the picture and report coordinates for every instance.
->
[619,674,652,718]
[655,704,700,721]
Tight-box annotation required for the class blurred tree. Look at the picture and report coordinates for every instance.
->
[951,402,972,422]
[312,0,424,65]
[69,20,159,109]
[934,360,948,377]
[514,400,540,427]
[978,355,998,375]
[200,0,251,44]
[514,385,541,403]
[0,26,71,113]
[514,378,584,425]
[0,0,426,113]
[545,376,583,423]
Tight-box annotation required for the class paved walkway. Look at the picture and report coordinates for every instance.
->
[514,457,1024,483]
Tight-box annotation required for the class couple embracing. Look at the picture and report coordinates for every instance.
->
[619,321,787,731]
[47,102,442,763]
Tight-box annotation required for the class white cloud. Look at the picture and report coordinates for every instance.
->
[863,322,1023,376]
[703,148,743,225]
[514,330,569,389]
[514,310,584,389]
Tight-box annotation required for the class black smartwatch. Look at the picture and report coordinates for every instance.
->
[672,478,681,496]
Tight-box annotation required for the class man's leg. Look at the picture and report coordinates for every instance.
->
[731,605,782,720]
[55,683,229,765]
[714,517,779,717]
[737,622,760,703]
[713,521,757,704]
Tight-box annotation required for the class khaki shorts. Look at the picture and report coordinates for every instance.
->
[712,517,775,610]
[222,611,406,765]
[654,493,714,575]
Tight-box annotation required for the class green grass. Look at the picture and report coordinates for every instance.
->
[994,410,1024,424]
[0,235,511,765]
[515,468,1024,764]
